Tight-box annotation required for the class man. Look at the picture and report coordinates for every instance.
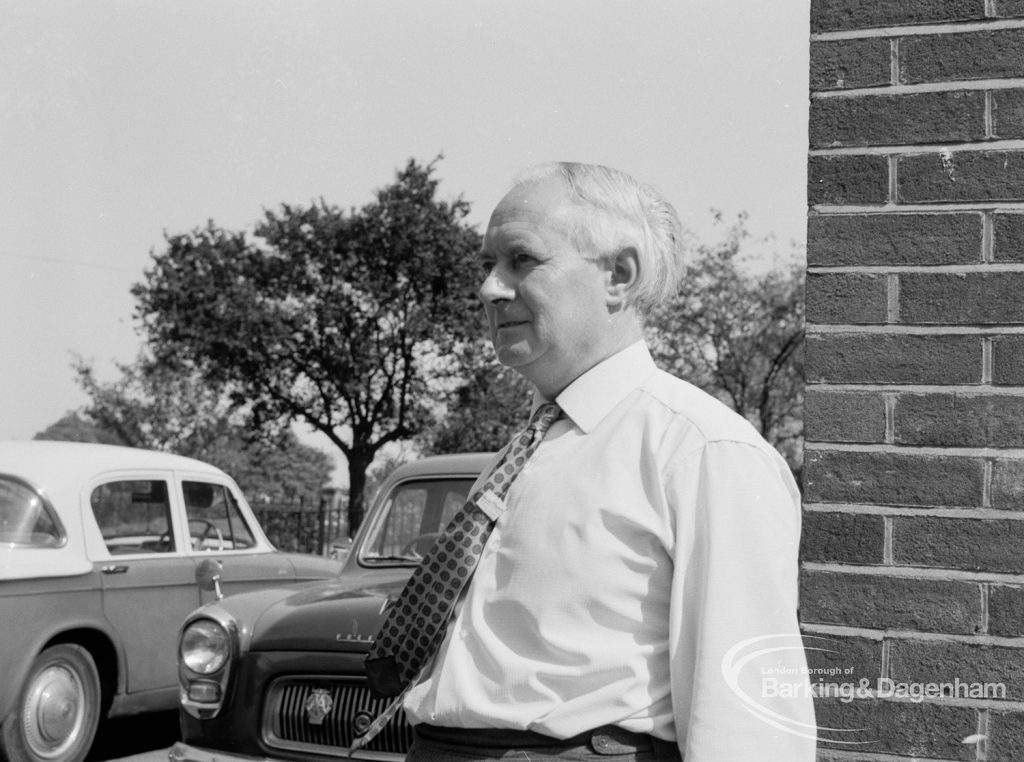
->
[401,163,816,760]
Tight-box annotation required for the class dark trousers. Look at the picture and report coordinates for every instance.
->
[406,724,682,762]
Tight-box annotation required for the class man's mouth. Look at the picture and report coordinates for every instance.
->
[496,319,528,330]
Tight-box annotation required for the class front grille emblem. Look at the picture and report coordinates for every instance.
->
[304,688,334,726]
[353,710,374,734]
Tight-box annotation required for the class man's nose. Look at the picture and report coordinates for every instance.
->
[478,264,514,303]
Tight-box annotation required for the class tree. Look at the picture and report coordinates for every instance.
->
[646,214,804,475]
[71,353,335,511]
[73,353,234,455]
[34,411,124,445]
[418,340,533,454]
[132,158,482,531]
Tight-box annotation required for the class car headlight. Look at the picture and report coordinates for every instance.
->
[180,618,230,674]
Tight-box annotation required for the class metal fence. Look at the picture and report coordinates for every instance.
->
[254,489,349,557]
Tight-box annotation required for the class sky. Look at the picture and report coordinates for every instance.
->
[0,0,810,476]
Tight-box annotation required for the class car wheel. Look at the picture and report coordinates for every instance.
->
[0,643,101,762]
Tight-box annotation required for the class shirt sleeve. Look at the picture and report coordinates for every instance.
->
[666,439,817,761]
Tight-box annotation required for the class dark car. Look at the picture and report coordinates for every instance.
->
[171,452,490,762]
[0,441,342,762]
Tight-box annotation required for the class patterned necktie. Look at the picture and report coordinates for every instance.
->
[351,402,562,752]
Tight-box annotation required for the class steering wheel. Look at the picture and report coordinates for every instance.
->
[400,532,440,557]
[189,519,225,551]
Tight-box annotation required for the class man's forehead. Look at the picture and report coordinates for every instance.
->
[483,179,578,245]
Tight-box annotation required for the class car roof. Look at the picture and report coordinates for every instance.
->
[387,452,493,481]
[0,440,227,487]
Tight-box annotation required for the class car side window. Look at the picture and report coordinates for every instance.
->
[361,479,472,563]
[91,480,174,554]
[0,476,63,547]
[182,481,256,551]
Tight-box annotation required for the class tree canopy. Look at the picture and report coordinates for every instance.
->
[646,214,804,474]
[70,352,335,511]
[132,158,482,530]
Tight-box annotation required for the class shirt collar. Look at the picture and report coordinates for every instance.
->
[531,340,657,434]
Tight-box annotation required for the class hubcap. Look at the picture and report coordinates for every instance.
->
[23,664,85,758]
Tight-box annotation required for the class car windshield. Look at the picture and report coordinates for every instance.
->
[0,476,63,547]
[359,478,472,564]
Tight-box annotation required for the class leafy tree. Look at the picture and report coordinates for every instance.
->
[72,353,334,512]
[419,340,533,454]
[132,158,482,531]
[73,353,233,455]
[646,214,804,475]
[34,411,124,445]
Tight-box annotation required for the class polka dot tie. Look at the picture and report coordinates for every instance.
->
[351,403,562,752]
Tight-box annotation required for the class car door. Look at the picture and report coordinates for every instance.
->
[178,475,294,603]
[87,475,201,694]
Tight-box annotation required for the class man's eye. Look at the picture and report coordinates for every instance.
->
[478,259,496,274]
[513,253,536,267]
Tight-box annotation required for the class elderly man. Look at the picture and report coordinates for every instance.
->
[363,162,816,761]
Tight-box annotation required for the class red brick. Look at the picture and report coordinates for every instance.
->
[993,336,1024,385]
[893,516,1024,573]
[810,0,985,32]
[805,390,886,443]
[804,633,882,685]
[806,334,981,384]
[807,213,983,266]
[989,584,1024,636]
[901,29,1024,83]
[889,640,1024,699]
[810,39,891,92]
[899,272,1024,325]
[809,155,889,206]
[992,89,1024,140]
[993,213,1024,262]
[992,458,1024,510]
[989,711,1024,762]
[806,272,888,324]
[810,91,985,149]
[899,151,1024,204]
[815,698,977,757]
[804,449,985,507]
[896,393,1024,448]
[801,570,983,633]
[801,511,885,564]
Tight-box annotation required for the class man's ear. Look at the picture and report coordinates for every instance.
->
[605,247,640,308]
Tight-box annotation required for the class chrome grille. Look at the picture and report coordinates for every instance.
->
[264,676,413,758]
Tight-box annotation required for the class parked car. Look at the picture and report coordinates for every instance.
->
[171,452,491,762]
[0,440,342,762]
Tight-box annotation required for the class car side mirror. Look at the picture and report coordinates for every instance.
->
[196,558,224,600]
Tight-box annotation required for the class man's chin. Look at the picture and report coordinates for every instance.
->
[492,344,537,370]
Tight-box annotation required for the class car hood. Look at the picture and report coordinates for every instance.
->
[250,571,409,653]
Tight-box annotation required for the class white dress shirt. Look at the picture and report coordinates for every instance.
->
[405,341,816,760]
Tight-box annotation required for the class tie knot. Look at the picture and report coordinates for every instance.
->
[527,402,563,437]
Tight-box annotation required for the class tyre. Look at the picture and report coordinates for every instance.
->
[0,643,102,762]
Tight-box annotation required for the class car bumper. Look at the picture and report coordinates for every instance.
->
[170,742,270,761]
[170,741,404,762]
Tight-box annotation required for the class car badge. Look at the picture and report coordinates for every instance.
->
[304,688,334,726]
[336,619,374,644]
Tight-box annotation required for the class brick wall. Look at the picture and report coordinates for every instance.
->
[803,2,1024,760]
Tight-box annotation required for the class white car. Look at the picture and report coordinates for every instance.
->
[0,440,341,762]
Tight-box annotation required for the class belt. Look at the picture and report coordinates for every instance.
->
[415,723,677,755]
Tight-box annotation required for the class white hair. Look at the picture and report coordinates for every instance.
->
[511,161,685,317]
